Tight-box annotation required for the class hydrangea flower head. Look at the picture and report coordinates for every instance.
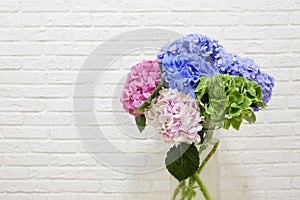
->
[158,34,225,97]
[145,88,205,145]
[217,54,275,105]
[120,60,161,116]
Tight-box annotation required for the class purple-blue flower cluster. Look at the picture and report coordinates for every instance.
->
[158,34,224,97]
[158,33,275,106]
[161,54,214,98]
[217,54,275,104]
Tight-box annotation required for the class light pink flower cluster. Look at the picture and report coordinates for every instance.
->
[120,60,161,116]
[145,88,205,144]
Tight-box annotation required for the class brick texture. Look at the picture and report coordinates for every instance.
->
[0,0,299,199]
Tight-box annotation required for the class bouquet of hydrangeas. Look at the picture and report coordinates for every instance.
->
[120,34,274,200]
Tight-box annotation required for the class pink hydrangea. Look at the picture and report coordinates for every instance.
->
[145,88,205,145]
[120,60,161,116]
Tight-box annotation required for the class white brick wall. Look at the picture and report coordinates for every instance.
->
[0,0,299,199]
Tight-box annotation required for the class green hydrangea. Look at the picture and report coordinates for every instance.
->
[195,74,265,130]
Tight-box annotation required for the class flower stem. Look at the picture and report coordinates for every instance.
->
[198,142,220,174]
[192,174,212,200]
[172,181,185,200]
[194,141,220,200]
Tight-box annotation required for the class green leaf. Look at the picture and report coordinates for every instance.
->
[230,116,243,130]
[242,109,256,123]
[165,143,200,182]
[135,114,146,133]
[133,84,162,114]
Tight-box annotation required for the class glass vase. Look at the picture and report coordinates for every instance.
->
[170,130,221,200]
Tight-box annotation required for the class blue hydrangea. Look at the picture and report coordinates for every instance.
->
[158,33,275,107]
[216,54,275,105]
[158,33,225,67]
[161,54,215,98]
[158,34,224,97]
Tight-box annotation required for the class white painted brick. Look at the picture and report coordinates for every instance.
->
[77,194,124,200]
[51,181,99,192]
[293,177,300,188]
[0,181,50,192]
[221,191,265,200]
[48,127,78,139]
[22,0,69,12]
[23,113,72,125]
[0,194,77,200]
[0,0,20,12]
[271,27,300,39]
[242,151,290,164]
[120,0,168,12]
[221,164,272,177]
[124,193,170,200]
[267,190,300,199]
[47,72,97,84]
[0,141,29,153]
[94,14,142,27]
[219,0,266,11]
[170,0,219,11]
[290,12,300,25]
[143,14,191,26]
[94,153,146,166]
[0,58,22,70]
[71,0,119,12]
[0,14,42,27]
[267,110,300,123]
[291,68,300,81]
[241,13,289,25]
[224,138,273,150]
[46,99,74,112]
[291,82,300,95]
[291,150,300,162]
[266,0,300,11]
[44,14,92,27]
[270,69,290,81]
[0,29,21,41]
[0,72,45,84]
[0,168,31,179]
[76,112,119,125]
[0,114,22,125]
[272,138,300,150]
[0,44,43,55]
[0,127,50,139]
[24,87,71,98]
[192,13,240,26]
[102,180,150,192]
[246,177,291,190]
[152,180,170,192]
[244,41,290,54]
[45,44,96,56]
[220,177,246,191]
[51,154,97,166]
[271,82,290,96]
[0,1,298,198]
[31,167,76,179]
[3,154,51,166]
[30,141,79,153]
[23,56,72,70]
[221,151,243,164]
[76,167,126,180]
[291,41,300,53]
[24,29,72,41]
[273,164,300,176]
[0,87,22,98]
[224,27,270,40]
[73,29,115,41]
